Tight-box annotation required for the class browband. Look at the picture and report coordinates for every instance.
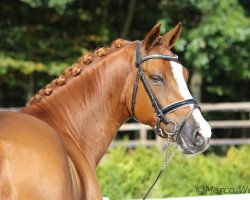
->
[136,54,179,66]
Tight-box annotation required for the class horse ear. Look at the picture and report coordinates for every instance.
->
[141,23,161,52]
[163,22,182,49]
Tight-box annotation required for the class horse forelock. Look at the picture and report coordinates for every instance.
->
[29,39,132,105]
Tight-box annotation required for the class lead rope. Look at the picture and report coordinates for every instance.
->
[143,137,178,200]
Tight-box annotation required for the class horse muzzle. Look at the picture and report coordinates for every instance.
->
[176,123,211,154]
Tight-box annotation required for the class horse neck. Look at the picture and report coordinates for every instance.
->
[22,43,135,167]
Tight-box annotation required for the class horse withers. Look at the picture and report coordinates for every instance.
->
[0,23,211,200]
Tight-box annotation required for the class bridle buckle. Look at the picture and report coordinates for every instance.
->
[154,116,166,138]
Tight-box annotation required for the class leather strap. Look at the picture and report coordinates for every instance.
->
[131,41,200,137]
[162,99,198,115]
[131,71,140,117]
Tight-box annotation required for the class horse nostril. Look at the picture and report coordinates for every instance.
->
[193,129,205,146]
[195,129,202,138]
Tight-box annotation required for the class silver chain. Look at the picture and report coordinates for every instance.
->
[143,137,178,200]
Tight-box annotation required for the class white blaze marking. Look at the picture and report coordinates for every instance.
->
[170,61,211,138]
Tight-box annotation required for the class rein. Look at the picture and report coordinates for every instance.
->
[131,42,201,199]
[143,138,178,200]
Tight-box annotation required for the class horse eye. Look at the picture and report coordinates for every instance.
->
[150,75,164,84]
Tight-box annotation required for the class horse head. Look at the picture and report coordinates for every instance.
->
[126,23,211,154]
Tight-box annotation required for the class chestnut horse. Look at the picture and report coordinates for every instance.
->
[0,23,211,200]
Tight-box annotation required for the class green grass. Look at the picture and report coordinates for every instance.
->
[97,145,250,200]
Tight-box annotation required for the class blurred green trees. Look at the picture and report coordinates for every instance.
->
[0,0,249,106]
[159,0,250,101]
[0,2,249,198]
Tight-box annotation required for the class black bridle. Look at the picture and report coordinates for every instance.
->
[131,42,202,199]
[131,41,200,139]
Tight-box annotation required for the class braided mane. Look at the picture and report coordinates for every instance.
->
[29,39,131,105]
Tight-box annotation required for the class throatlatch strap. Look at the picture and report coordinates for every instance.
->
[131,71,140,117]
[132,42,163,119]
[135,42,142,67]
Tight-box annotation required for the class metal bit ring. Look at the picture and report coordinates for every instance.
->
[164,120,178,137]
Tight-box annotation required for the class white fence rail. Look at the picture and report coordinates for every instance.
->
[114,122,250,148]
[115,102,250,148]
[1,102,250,147]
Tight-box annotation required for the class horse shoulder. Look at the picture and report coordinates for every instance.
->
[0,141,19,200]
[0,112,74,200]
